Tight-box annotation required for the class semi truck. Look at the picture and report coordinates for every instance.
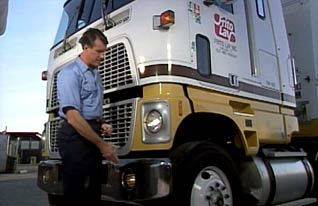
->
[37,0,317,205]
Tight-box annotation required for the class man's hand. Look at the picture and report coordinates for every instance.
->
[99,124,119,163]
[99,142,119,163]
[65,110,119,163]
[101,123,113,136]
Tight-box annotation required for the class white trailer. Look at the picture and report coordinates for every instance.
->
[0,133,18,173]
[283,0,318,127]
[0,134,8,172]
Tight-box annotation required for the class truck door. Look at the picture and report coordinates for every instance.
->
[268,0,296,106]
[245,0,281,92]
[188,0,252,94]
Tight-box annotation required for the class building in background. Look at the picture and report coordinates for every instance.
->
[7,132,43,164]
[0,131,43,171]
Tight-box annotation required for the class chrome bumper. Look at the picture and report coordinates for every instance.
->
[37,158,172,201]
[37,160,63,195]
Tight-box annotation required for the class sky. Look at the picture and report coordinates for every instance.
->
[0,0,65,132]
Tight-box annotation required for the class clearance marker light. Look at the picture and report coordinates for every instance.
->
[41,70,48,81]
[153,10,175,30]
[160,10,175,27]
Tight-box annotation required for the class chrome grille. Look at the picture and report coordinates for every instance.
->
[48,100,135,156]
[49,118,62,153]
[48,43,134,112]
[99,43,133,91]
[49,72,59,110]
[103,100,134,148]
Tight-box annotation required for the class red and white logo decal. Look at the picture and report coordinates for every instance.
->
[214,14,236,43]
[194,4,200,16]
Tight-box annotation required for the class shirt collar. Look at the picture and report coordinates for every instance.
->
[75,56,95,72]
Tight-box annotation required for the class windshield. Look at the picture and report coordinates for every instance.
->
[52,0,134,48]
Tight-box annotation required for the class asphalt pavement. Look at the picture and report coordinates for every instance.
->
[0,164,139,206]
[0,164,48,206]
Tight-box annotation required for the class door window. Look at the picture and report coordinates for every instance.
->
[196,34,211,76]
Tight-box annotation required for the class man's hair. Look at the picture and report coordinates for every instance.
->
[79,28,108,49]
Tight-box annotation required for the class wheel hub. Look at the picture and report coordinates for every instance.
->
[191,166,233,206]
[206,180,229,205]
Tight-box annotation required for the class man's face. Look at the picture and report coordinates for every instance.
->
[83,38,107,68]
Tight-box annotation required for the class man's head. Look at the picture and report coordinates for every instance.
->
[79,28,108,68]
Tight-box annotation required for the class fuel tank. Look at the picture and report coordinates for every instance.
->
[240,154,314,205]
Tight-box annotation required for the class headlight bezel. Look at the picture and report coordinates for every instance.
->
[142,100,170,144]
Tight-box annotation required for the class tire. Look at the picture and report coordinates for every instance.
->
[171,142,241,206]
[48,194,64,206]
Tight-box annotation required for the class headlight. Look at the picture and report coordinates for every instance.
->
[42,169,51,184]
[142,100,170,143]
[145,110,163,133]
[121,168,136,191]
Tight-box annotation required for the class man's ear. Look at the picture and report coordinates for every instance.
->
[83,45,89,50]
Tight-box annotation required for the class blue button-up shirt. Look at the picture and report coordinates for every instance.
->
[57,57,103,120]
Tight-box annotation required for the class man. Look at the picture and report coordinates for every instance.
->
[57,28,119,205]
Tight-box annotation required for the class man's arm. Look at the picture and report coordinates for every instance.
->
[65,109,119,163]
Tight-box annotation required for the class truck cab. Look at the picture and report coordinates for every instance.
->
[38,1,316,205]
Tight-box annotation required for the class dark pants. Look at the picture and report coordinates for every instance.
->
[58,120,103,206]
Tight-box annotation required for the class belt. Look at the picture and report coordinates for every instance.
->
[86,119,103,124]
[60,118,103,125]
[59,118,103,135]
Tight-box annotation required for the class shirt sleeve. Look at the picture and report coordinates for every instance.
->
[57,68,81,117]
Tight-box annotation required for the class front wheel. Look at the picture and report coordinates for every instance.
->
[191,166,233,206]
[171,142,241,206]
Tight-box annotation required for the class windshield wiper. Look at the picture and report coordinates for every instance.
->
[62,0,83,51]
[101,0,116,30]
